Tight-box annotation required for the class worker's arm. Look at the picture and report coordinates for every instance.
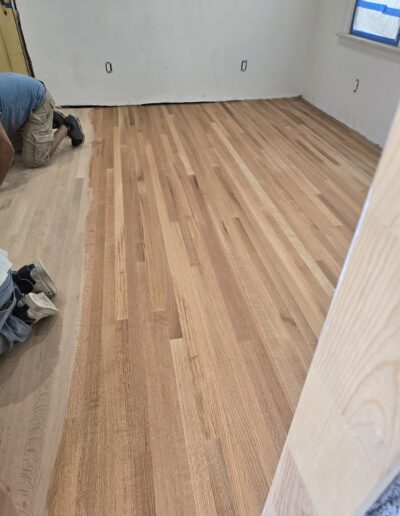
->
[0,122,14,185]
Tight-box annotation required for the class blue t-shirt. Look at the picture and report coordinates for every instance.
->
[0,73,46,135]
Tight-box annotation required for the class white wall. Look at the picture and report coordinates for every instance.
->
[16,0,400,145]
[303,0,400,147]
[17,0,317,107]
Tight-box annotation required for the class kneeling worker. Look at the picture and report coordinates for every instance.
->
[0,72,85,183]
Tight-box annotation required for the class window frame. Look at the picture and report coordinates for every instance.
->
[349,0,400,47]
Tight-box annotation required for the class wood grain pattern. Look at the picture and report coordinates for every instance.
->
[263,107,400,516]
[0,109,92,516]
[49,99,379,515]
[0,99,379,515]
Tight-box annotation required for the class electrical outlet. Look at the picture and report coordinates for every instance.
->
[241,60,248,72]
[105,62,113,74]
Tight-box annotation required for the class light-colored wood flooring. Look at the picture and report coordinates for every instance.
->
[0,109,92,516]
[0,99,379,515]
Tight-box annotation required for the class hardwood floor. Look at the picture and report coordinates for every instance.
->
[0,109,92,516]
[0,99,379,515]
[263,101,400,516]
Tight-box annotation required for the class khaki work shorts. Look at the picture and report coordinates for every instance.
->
[11,89,55,168]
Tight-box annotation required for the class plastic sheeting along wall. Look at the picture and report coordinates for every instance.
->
[16,0,317,106]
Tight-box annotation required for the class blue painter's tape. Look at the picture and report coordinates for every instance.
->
[356,0,400,17]
[351,28,400,45]
[4,2,12,7]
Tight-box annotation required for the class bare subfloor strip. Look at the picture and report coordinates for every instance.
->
[0,109,92,516]
[31,100,381,515]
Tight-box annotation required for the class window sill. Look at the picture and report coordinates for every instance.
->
[337,32,400,57]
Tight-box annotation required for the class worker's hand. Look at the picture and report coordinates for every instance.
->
[0,122,15,185]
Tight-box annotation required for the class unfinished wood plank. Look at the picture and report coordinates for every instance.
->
[0,109,93,516]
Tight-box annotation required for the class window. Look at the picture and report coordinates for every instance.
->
[350,0,400,46]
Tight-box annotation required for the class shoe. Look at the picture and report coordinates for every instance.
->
[13,293,58,325]
[13,260,57,298]
[53,110,66,129]
[64,115,85,147]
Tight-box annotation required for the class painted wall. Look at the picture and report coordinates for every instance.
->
[16,0,317,106]
[303,0,400,147]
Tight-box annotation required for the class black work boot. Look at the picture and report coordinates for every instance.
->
[64,115,85,147]
[53,110,66,129]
